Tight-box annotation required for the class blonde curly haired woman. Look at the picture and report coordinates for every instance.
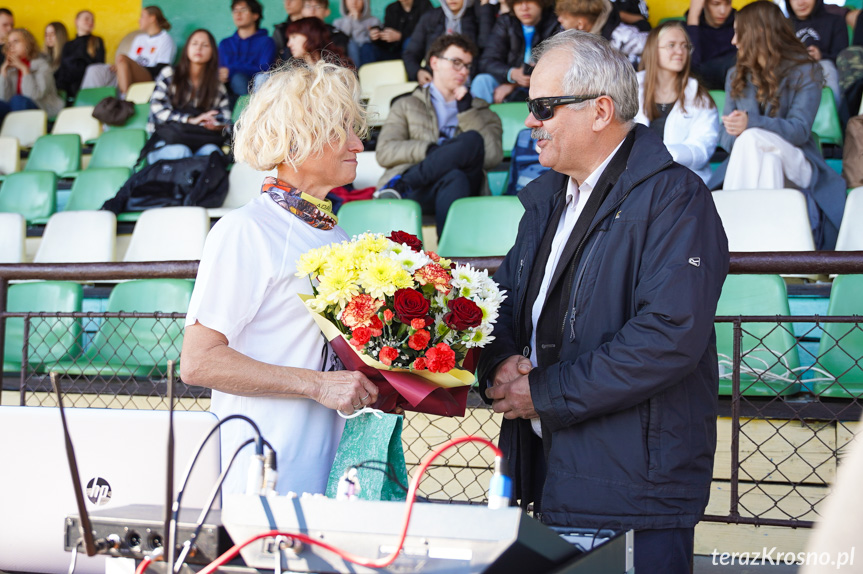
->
[181,60,378,496]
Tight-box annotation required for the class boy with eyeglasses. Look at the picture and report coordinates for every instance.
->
[375,34,503,235]
[219,0,277,103]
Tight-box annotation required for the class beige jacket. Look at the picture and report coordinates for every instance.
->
[0,57,65,118]
[375,86,503,190]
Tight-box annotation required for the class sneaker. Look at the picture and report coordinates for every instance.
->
[374,174,408,199]
[374,187,402,199]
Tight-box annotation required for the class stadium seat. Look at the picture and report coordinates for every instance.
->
[437,196,524,257]
[711,189,815,252]
[34,211,117,263]
[709,90,726,114]
[358,60,408,100]
[232,95,250,123]
[0,109,47,148]
[489,102,530,159]
[64,167,130,212]
[812,275,863,398]
[74,86,117,107]
[88,129,146,170]
[0,212,25,263]
[487,170,509,196]
[207,163,275,218]
[123,206,210,261]
[836,187,863,251]
[24,134,81,177]
[338,199,423,238]
[45,279,193,378]
[112,103,150,131]
[3,282,83,373]
[367,82,418,126]
[353,151,385,189]
[0,135,20,178]
[0,171,57,223]
[715,275,803,396]
[813,87,843,146]
[51,106,102,144]
[125,81,156,104]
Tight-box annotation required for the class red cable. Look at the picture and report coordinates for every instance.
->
[196,436,503,574]
[135,556,152,574]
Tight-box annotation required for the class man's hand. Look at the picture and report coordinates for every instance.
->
[369,27,382,41]
[491,354,532,387]
[454,85,469,100]
[687,0,705,25]
[417,69,433,86]
[380,28,402,42]
[807,45,822,61]
[510,67,531,87]
[487,375,538,420]
[722,109,748,136]
[218,66,229,83]
[313,370,379,415]
[494,82,517,103]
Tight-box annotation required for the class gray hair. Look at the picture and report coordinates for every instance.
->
[533,30,639,124]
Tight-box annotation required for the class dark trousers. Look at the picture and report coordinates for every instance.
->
[401,130,485,235]
[0,94,39,126]
[634,527,694,574]
[693,52,737,91]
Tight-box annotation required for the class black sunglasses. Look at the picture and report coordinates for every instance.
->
[527,94,604,121]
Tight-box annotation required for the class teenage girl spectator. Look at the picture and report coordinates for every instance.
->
[635,21,718,182]
[54,11,105,99]
[287,17,352,67]
[709,1,846,250]
[42,22,67,71]
[145,29,230,164]
[403,0,481,83]
[80,6,175,97]
[301,0,350,55]
[333,0,381,68]
[0,9,13,67]
[371,0,434,60]
[274,0,305,62]
[219,0,277,103]
[686,0,736,90]
[555,0,646,66]
[786,0,847,106]
[0,28,64,123]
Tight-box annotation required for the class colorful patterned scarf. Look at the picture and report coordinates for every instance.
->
[261,176,338,230]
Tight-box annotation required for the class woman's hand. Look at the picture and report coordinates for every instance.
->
[190,110,221,129]
[722,109,748,136]
[313,370,379,414]
[807,45,822,61]
[219,66,229,83]
[0,59,8,77]
[7,54,28,75]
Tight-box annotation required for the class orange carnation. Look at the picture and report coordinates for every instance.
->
[379,346,399,366]
[342,294,383,328]
[426,342,456,373]
[414,263,452,294]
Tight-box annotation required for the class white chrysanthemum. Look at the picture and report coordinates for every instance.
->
[450,264,487,298]
[305,295,330,314]
[430,291,449,314]
[465,325,495,348]
[389,247,430,274]
[479,277,505,301]
[475,298,500,325]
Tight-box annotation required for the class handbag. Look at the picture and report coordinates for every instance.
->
[92,97,136,126]
[325,413,409,502]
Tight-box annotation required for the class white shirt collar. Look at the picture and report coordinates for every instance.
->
[566,137,627,204]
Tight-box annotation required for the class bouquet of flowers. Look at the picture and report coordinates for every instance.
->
[297,231,506,416]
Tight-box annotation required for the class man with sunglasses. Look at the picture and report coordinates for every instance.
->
[478,30,728,573]
[375,34,503,235]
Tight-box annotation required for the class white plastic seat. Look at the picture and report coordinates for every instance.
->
[34,211,117,263]
[207,163,277,218]
[711,189,816,252]
[836,187,863,251]
[0,110,47,148]
[51,106,102,144]
[123,207,210,262]
[126,81,156,104]
[0,212,26,263]
[367,82,418,127]
[358,60,408,100]
[0,136,20,176]
[354,151,385,189]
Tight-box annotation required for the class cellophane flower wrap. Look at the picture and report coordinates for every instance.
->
[296,231,506,415]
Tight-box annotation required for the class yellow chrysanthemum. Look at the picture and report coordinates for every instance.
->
[358,254,403,299]
[323,243,357,273]
[295,246,328,277]
[356,233,390,254]
[393,268,415,289]
[317,266,360,308]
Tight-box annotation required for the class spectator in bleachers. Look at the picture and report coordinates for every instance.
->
[470,0,560,103]
[287,17,352,67]
[375,34,503,234]
[370,0,434,60]
[144,29,231,165]
[219,0,277,103]
[555,0,646,66]
[686,0,736,90]
[0,28,64,123]
[41,22,67,72]
[609,0,649,31]
[709,0,846,250]
[0,9,13,67]
[81,6,175,97]
[333,0,382,68]
[403,0,481,83]
[273,0,305,63]
[786,0,847,106]
[54,12,104,100]
[301,0,350,55]
[635,21,718,182]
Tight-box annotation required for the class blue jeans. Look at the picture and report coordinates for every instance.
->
[0,94,39,125]
[229,73,252,97]
[470,73,500,104]
[147,142,222,165]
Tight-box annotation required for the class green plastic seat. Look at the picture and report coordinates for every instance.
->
[0,170,57,223]
[658,16,685,24]
[715,275,802,396]
[813,87,843,146]
[117,211,143,223]
[24,134,81,177]
[812,275,863,398]
[437,196,525,257]
[74,86,117,107]
[88,129,146,170]
[709,90,726,114]
[113,103,150,131]
[64,167,131,212]
[487,170,509,196]
[3,282,83,373]
[489,102,529,159]
[338,199,423,238]
[48,279,194,378]
[233,95,250,123]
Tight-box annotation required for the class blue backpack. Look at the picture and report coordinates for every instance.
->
[506,128,550,195]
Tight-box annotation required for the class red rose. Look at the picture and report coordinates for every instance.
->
[412,357,427,370]
[393,288,430,324]
[379,346,399,366]
[426,343,456,373]
[388,231,423,252]
[383,309,394,323]
[409,329,431,351]
[369,315,383,336]
[443,297,483,331]
[350,326,371,348]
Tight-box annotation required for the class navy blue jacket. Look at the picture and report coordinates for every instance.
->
[786,0,848,62]
[477,125,729,530]
[218,29,277,80]
[478,10,561,83]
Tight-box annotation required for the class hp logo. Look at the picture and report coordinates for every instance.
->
[85,477,112,506]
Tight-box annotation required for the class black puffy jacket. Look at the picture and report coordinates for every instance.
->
[402,7,481,80]
[478,9,561,82]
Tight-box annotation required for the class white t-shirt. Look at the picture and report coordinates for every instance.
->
[186,193,348,496]
[128,30,176,68]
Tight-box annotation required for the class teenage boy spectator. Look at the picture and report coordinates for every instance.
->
[302,0,350,54]
[376,34,503,234]
[334,0,382,67]
[786,0,847,106]
[370,0,434,60]
[274,0,305,61]
[471,0,559,102]
[0,9,14,67]
[686,0,736,90]
[610,0,650,31]
[403,0,481,83]
[555,0,645,66]
[219,0,277,102]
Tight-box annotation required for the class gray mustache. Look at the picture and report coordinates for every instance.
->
[531,127,552,141]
